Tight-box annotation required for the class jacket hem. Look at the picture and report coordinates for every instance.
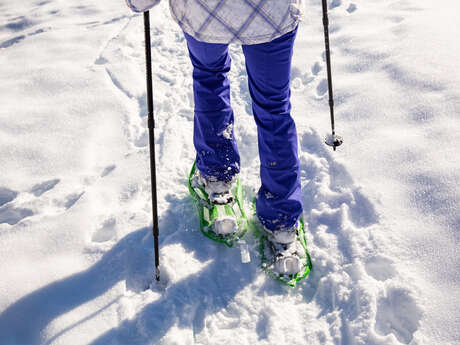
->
[170,8,300,45]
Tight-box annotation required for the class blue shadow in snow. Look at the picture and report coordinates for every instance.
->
[87,194,258,344]
[0,195,256,345]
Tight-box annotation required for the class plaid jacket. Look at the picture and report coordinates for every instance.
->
[127,0,304,45]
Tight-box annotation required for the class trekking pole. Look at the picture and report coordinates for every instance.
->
[321,0,343,151]
[143,11,160,281]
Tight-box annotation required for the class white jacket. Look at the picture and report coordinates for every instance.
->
[127,0,304,45]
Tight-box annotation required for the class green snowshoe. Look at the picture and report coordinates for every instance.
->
[188,162,248,247]
[251,202,312,287]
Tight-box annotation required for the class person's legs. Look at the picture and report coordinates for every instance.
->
[242,27,302,231]
[184,32,240,183]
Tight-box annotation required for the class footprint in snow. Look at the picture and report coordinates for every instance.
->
[0,35,26,48]
[0,205,34,225]
[312,61,322,76]
[375,286,423,344]
[3,18,32,31]
[101,164,116,177]
[290,66,315,91]
[0,179,80,225]
[0,187,33,225]
[94,56,108,65]
[330,0,342,10]
[92,217,117,243]
[291,59,324,90]
[0,18,48,49]
[3,173,107,225]
[30,178,60,197]
[51,191,85,210]
[0,187,18,207]
[62,192,85,210]
[316,78,328,97]
[347,3,357,13]
[365,255,397,281]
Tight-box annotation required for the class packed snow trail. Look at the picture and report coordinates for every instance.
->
[0,0,459,345]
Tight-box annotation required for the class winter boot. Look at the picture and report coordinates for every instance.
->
[263,223,305,274]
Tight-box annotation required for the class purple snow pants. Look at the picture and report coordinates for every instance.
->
[184,27,302,231]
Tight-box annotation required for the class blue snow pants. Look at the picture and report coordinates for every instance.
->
[184,27,302,231]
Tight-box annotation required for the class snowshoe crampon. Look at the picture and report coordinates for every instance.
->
[188,162,248,247]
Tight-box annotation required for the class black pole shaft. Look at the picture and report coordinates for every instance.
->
[143,11,160,281]
[321,0,337,151]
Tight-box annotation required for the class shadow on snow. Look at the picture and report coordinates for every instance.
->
[0,195,256,345]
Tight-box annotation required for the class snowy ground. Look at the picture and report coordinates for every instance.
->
[0,0,459,344]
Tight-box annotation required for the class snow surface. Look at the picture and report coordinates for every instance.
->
[1,0,459,344]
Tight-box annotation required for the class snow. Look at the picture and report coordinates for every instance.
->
[0,0,459,344]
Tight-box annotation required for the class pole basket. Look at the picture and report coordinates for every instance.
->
[325,133,343,150]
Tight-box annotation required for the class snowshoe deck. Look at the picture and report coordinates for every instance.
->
[250,201,312,287]
[188,162,248,247]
